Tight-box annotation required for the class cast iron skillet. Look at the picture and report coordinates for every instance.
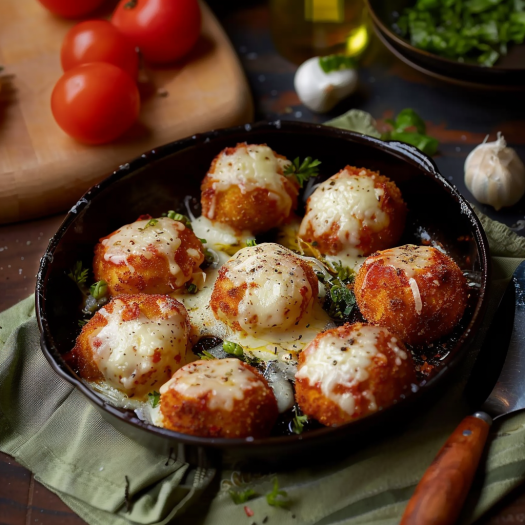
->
[367,0,525,89]
[36,121,490,469]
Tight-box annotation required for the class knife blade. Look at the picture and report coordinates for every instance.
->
[400,260,525,525]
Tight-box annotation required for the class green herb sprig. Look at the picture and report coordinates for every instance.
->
[223,341,262,366]
[266,478,289,508]
[229,488,257,505]
[316,262,356,320]
[166,210,193,230]
[68,261,89,289]
[382,109,439,156]
[292,412,308,434]
[246,239,257,247]
[319,54,357,73]
[284,157,321,188]
[198,350,217,360]
[148,391,161,408]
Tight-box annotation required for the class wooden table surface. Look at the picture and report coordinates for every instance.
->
[1,1,525,524]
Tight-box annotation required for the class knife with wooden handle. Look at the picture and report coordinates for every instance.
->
[400,261,525,525]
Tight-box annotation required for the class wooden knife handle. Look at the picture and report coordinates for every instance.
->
[400,413,492,525]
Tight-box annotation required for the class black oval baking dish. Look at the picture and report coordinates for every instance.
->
[36,120,491,469]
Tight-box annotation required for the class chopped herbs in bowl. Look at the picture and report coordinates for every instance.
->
[394,0,525,67]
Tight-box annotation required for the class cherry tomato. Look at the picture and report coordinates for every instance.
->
[61,20,139,80]
[51,62,140,144]
[111,0,201,64]
[37,0,106,19]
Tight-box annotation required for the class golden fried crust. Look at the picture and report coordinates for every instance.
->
[93,219,204,296]
[201,143,299,234]
[354,246,468,345]
[160,361,278,438]
[295,323,416,426]
[300,166,407,256]
[209,250,318,332]
[67,294,190,393]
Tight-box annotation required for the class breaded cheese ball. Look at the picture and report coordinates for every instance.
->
[93,216,204,296]
[160,358,278,438]
[70,294,190,399]
[201,143,299,234]
[354,245,468,345]
[298,166,407,259]
[295,323,416,426]
[210,243,318,334]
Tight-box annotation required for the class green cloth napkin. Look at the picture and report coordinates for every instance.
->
[2,211,525,525]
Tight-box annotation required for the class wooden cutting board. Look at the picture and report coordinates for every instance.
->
[0,0,253,225]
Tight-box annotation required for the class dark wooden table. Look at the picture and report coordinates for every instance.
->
[2,2,525,524]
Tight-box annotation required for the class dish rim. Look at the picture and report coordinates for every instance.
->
[35,119,492,451]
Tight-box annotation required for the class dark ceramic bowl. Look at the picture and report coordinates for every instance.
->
[36,121,490,469]
[367,0,525,89]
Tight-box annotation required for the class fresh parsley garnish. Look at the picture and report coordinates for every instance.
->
[266,478,289,508]
[166,210,193,230]
[229,488,257,505]
[78,319,89,328]
[284,157,321,188]
[292,412,308,434]
[199,238,207,244]
[246,239,257,247]
[319,54,357,73]
[89,280,108,300]
[148,391,161,408]
[185,282,198,294]
[198,350,217,360]
[382,108,439,156]
[316,262,356,319]
[68,261,89,287]
[396,0,525,67]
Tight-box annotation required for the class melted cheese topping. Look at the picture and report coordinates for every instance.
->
[220,243,315,333]
[299,169,389,261]
[160,358,266,411]
[296,325,407,416]
[89,298,189,395]
[101,218,201,287]
[191,216,251,253]
[207,144,292,219]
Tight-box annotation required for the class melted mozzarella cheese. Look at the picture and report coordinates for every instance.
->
[101,218,201,287]
[296,325,407,416]
[89,298,189,395]
[207,144,292,219]
[299,169,389,262]
[221,243,315,333]
[160,358,266,411]
[191,216,251,253]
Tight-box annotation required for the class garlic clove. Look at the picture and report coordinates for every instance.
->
[294,56,358,114]
[464,133,525,211]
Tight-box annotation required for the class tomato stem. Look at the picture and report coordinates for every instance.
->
[124,0,137,9]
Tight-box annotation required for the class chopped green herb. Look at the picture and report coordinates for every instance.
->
[148,391,161,408]
[166,211,193,230]
[199,238,207,244]
[78,319,89,328]
[284,157,321,188]
[246,239,257,247]
[382,108,439,156]
[198,350,217,360]
[292,412,308,434]
[316,264,356,320]
[396,0,525,67]
[266,478,289,508]
[146,218,158,228]
[319,54,357,73]
[68,261,89,287]
[186,283,198,294]
[229,488,257,505]
[89,280,108,300]
[223,340,244,357]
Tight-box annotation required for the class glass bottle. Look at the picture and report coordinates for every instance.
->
[270,0,369,65]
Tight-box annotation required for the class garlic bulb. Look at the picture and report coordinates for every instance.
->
[464,133,525,211]
[294,56,358,113]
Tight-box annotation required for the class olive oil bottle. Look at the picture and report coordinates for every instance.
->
[270,0,368,64]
